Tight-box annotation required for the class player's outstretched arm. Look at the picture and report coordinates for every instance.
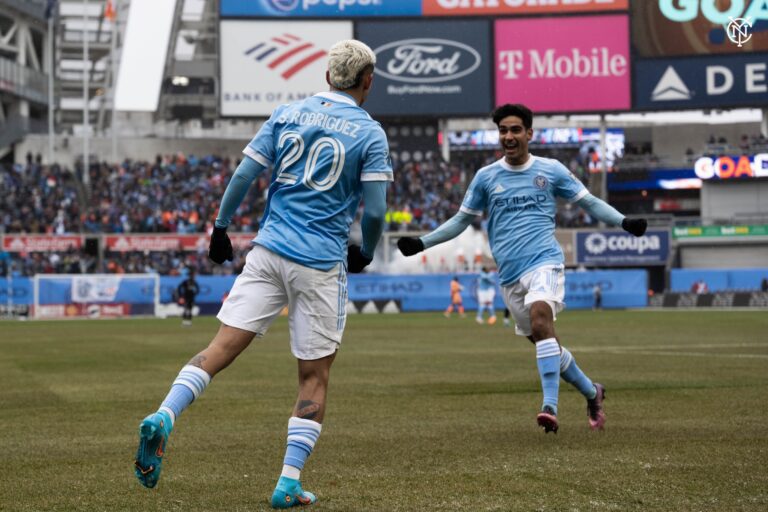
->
[209,156,266,264]
[575,193,647,237]
[348,181,387,273]
[397,211,475,257]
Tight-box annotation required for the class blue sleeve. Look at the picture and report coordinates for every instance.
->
[361,125,394,182]
[421,211,475,249]
[460,171,488,215]
[242,108,281,166]
[553,161,589,202]
[360,181,387,258]
[575,193,625,227]
[214,156,267,228]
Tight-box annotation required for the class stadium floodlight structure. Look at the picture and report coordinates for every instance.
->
[32,273,161,319]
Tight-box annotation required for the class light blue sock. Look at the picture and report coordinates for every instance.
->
[536,338,561,414]
[560,347,597,399]
[159,365,211,425]
[281,417,322,479]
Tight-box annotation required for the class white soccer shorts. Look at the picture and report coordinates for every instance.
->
[477,289,496,304]
[501,264,565,337]
[217,244,348,360]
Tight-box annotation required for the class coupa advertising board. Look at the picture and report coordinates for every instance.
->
[220,0,421,17]
[576,230,670,266]
[220,21,352,116]
[634,54,768,110]
[495,15,631,113]
[357,20,492,116]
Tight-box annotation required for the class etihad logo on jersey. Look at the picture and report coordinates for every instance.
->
[374,39,481,84]
[243,33,326,80]
[498,47,627,80]
[493,194,547,208]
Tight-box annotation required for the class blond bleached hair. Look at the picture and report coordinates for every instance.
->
[327,39,376,90]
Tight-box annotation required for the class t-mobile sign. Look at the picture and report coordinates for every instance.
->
[495,15,630,113]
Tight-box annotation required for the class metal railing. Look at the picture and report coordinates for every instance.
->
[0,57,49,105]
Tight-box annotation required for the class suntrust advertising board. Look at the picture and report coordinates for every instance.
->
[495,16,630,113]
[358,20,492,116]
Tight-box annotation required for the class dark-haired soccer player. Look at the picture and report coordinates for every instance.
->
[398,103,647,434]
[134,40,392,508]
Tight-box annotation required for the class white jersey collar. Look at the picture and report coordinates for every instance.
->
[498,155,536,172]
[314,91,358,106]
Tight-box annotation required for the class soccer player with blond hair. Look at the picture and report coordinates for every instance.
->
[134,40,392,508]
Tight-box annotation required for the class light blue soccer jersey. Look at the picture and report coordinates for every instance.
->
[478,270,495,291]
[460,156,587,286]
[244,91,393,270]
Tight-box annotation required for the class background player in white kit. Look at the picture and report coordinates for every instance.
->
[398,103,647,434]
[133,40,392,508]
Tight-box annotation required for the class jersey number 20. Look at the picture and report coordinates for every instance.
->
[276,132,346,191]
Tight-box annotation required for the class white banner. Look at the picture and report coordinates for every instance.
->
[220,20,353,116]
[72,276,122,303]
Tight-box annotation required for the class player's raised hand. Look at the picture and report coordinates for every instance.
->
[209,226,234,264]
[347,245,372,273]
[397,237,424,257]
[622,218,648,237]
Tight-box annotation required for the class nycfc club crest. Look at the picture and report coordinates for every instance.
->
[534,175,548,190]
[727,17,753,47]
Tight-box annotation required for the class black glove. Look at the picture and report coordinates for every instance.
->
[347,245,373,274]
[622,218,648,237]
[209,226,234,264]
[397,237,425,257]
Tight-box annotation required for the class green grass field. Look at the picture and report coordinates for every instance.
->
[1,311,767,511]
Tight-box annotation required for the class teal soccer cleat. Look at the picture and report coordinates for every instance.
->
[134,410,173,488]
[271,476,317,508]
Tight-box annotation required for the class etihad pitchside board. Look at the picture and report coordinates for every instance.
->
[424,0,627,16]
[495,15,631,114]
[632,0,768,57]
[357,20,492,116]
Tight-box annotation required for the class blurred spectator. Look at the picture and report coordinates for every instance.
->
[761,277,768,292]
[691,279,709,294]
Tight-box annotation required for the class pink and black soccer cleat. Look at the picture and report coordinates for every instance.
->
[536,405,559,434]
[587,383,606,431]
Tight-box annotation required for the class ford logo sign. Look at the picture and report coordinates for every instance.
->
[373,38,481,84]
